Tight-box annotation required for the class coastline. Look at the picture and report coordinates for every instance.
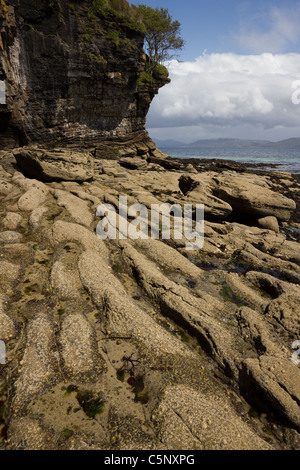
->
[157,145,300,175]
[0,146,300,450]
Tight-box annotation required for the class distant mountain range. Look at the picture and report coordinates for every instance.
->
[155,137,300,149]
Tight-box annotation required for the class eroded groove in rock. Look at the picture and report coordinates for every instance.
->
[78,250,193,358]
[12,313,60,412]
[59,312,105,382]
[121,242,240,378]
[240,356,300,431]
[155,385,274,450]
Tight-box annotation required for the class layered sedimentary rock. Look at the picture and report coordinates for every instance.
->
[1,0,300,453]
[0,153,300,450]
[0,0,169,148]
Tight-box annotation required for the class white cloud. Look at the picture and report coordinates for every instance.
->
[147,52,300,141]
[237,5,300,53]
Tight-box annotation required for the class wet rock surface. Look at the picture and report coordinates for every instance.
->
[0,149,300,450]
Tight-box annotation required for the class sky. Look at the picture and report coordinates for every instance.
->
[131,0,300,143]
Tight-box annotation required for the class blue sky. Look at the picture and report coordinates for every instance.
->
[131,1,300,142]
[131,0,300,60]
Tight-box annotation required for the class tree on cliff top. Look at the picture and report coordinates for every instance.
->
[138,4,185,74]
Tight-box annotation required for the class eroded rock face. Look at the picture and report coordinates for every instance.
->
[1,1,300,452]
[178,172,296,223]
[212,173,296,222]
[0,0,169,148]
[178,174,233,221]
[0,154,300,450]
[13,148,95,182]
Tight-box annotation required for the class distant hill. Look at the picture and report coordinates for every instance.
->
[185,138,270,148]
[266,138,300,148]
[156,137,300,149]
[155,139,186,147]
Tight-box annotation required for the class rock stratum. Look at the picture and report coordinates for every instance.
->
[0,148,299,450]
[0,0,169,152]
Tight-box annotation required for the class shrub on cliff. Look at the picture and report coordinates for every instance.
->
[90,0,145,32]
[137,4,185,74]
[138,63,169,86]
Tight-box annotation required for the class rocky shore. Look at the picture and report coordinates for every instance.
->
[0,146,300,450]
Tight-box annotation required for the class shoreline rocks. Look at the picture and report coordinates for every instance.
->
[0,149,299,450]
[258,216,280,233]
[13,148,95,182]
[212,173,296,222]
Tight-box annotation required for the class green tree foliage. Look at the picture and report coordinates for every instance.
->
[90,0,145,32]
[138,4,185,74]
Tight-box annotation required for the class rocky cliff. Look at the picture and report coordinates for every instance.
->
[1,1,300,452]
[0,0,169,150]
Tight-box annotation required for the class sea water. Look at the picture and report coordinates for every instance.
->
[159,146,300,174]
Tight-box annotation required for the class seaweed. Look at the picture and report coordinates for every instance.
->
[220,283,247,307]
[76,391,105,418]
[64,384,78,396]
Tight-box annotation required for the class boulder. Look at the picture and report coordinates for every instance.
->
[120,156,148,170]
[185,163,198,174]
[212,173,296,222]
[267,294,300,335]
[258,216,280,233]
[14,148,94,182]
[2,212,22,230]
[59,312,104,381]
[17,187,48,212]
[0,231,23,244]
[0,180,14,195]
[150,148,170,159]
[53,189,93,227]
[179,174,232,220]
[240,356,300,430]
[0,297,16,342]
[13,313,59,410]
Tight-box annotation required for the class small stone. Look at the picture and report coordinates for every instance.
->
[0,231,23,244]
[18,187,48,212]
[258,216,280,233]
[2,212,22,230]
[185,164,197,174]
